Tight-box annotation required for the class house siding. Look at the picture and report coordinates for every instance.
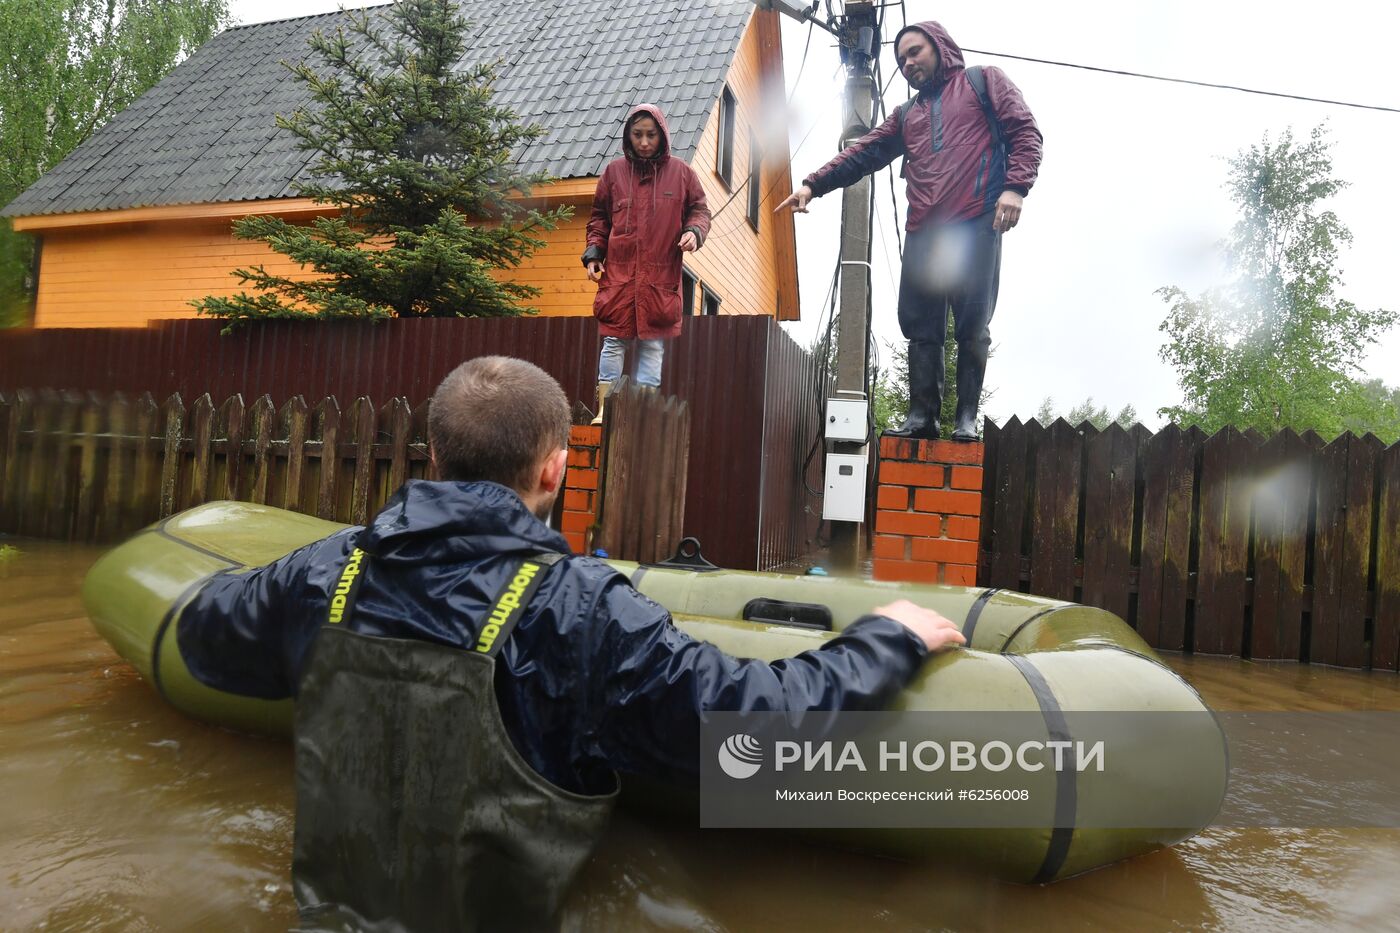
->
[23,11,799,329]
[682,9,798,321]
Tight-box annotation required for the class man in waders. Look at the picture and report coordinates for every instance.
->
[175,356,966,931]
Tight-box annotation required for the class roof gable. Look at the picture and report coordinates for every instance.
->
[4,0,756,218]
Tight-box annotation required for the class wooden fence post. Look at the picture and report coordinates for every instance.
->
[100,394,132,542]
[248,395,275,506]
[219,394,246,502]
[187,394,215,510]
[1194,427,1254,657]
[282,397,309,513]
[1311,434,1349,665]
[597,381,691,563]
[1081,423,1136,622]
[73,394,104,541]
[348,396,376,526]
[131,393,159,530]
[0,391,28,535]
[1250,429,1311,661]
[314,397,341,520]
[158,393,187,519]
[986,416,1029,590]
[42,392,83,539]
[1030,418,1081,602]
[383,398,413,497]
[1374,443,1400,671]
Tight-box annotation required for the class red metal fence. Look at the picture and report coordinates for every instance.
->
[979,418,1400,670]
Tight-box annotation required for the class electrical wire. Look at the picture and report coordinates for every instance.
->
[952,47,1400,114]
[801,260,842,498]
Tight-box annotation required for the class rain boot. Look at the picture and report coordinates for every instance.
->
[950,340,988,442]
[884,340,943,440]
[590,381,611,426]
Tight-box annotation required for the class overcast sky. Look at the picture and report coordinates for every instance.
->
[229,0,1399,428]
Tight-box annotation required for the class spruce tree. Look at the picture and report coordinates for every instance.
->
[194,0,564,324]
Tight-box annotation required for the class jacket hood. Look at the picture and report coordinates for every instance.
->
[621,103,671,162]
[894,20,965,89]
[359,479,569,564]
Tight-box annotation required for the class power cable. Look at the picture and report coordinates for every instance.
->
[951,47,1400,114]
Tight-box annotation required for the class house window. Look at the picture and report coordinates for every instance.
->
[716,86,736,189]
[746,130,761,231]
[701,284,722,316]
[682,269,698,316]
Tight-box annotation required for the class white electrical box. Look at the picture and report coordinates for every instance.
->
[823,453,868,522]
[825,398,868,443]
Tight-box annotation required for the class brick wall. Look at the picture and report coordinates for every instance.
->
[560,424,602,554]
[872,437,984,586]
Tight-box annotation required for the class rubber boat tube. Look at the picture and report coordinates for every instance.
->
[82,502,1228,883]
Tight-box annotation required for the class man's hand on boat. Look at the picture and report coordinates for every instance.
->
[872,600,967,653]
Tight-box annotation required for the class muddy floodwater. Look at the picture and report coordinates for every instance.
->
[4,542,1400,931]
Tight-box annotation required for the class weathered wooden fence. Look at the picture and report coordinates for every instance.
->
[0,316,825,569]
[0,387,710,575]
[0,389,432,542]
[979,418,1400,669]
[595,380,691,564]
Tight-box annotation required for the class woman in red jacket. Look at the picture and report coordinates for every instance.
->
[582,104,710,420]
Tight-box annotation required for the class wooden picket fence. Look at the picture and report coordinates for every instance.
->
[979,418,1400,670]
[0,389,432,542]
[595,380,692,564]
[0,386,695,568]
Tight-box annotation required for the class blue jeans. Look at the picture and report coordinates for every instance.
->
[598,336,664,387]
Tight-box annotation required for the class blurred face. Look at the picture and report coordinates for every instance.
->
[896,31,939,88]
[628,116,661,159]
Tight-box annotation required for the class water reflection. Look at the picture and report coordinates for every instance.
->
[3,542,1399,931]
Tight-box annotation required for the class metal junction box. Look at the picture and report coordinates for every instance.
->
[822,453,867,522]
[825,398,868,443]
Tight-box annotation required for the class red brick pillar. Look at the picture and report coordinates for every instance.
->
[872,437,984,586]
[561,425,601,554]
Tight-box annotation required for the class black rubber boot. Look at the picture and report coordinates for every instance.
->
[950,339,988,442]
[885,340,943,440]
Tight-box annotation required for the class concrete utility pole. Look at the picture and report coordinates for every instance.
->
[825,1,879,571]
[757,0,880,571]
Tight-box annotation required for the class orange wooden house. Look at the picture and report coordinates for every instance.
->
[2,0,800,329]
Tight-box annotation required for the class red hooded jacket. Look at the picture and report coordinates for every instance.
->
[804,21,1043,232]
[582,104,711,340]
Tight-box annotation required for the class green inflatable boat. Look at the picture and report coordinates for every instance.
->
[82,501,1228,884]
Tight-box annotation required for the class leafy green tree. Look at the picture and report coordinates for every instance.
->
[1157,125,1396,437]
[1340,378,1400,444]
[194,0,566,325]
[872,325,995,436]
[1033,396,1137,430]
[872,339,909,432]
[0,0,226,326]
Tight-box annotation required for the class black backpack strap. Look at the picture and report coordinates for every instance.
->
[895,96,918,130]
[474,552,566,657]
[964,66,1005,151]
[894,97,917,178]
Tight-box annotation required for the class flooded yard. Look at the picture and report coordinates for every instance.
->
[3,541,1398,931]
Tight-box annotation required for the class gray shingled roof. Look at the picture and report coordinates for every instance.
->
[4,0,755,218]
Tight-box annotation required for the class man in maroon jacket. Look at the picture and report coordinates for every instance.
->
[778,21,1043,442]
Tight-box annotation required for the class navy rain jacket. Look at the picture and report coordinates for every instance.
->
[177,480,930,795]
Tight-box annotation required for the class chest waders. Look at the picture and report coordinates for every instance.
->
[292,549,617,932]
